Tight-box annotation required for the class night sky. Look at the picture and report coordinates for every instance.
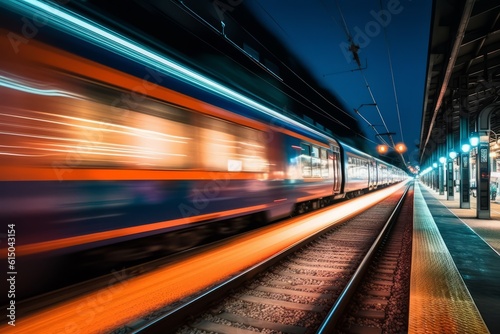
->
[245,0,433,167]
[54,0,433,169]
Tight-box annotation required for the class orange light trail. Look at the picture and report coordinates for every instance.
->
[2,182,408,334]
[0,165,268,182]
[0,204,268,257]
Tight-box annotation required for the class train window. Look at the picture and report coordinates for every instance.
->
[198,116,268,172]
[101,102,195,169]
[320,148,329,178]
[86,98,195,169]
[347,155,370,180]
[331,151,340,190]
[347,156,354,178]
[199,117,236,171]
[0,70,271,173]
[0,85,198,169]
[311,146,319,158]
[124,110,194,169]
[311,146,321,177]
[300,143,312,177]
[299,144,329,178]
[0,68,209,170]
[235,125,268,172]
[301,143,311,156]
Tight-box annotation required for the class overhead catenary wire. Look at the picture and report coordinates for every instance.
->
[174,0,405,151]
[360,72,393,146]
[334,0,361,68]
[335,0,352,44]
[332,0,394,147]
[248,0,359,122]
[380,0,408,163]
[354,107,388,144]
[382,24,404,145]
[174,0,365,136]
[331,0,408,166]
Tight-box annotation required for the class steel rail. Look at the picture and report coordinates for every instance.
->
[316,182,412,333]
[133,184,410,333]
[133,194,388,333]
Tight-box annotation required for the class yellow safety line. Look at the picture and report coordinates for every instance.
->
[409,183,490,333]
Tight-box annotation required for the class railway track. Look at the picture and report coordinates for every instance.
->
[126,183,413,334]
[324,186,414,334]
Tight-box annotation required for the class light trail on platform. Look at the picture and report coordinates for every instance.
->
[2,182,408,333]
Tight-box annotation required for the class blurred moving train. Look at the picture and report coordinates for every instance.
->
[0,1,406,298]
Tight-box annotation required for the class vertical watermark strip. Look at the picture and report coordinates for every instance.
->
[6,225,16,326]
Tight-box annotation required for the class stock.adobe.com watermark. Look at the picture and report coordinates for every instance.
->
[4,225,16,326]
[7,0,72,54]
[339,0,407,65]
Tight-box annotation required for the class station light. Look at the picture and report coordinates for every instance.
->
[377,144,388,154]
[449,151,457,159]
[419,166,433,176]
[395,142,407,153]
[461,143,471,153]
[469,132,479,147]
[432,162,438,168]
[377,143,407,154]
[439,156,446,164]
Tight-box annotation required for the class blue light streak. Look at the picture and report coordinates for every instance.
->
[2,0,333,142]
[0,74,80,98]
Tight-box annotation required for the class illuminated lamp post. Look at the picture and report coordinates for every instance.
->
[431,162,437,190]
[448,150,458,200]
[460,140,471,209]
[471,130,491,219]
[469,132,479,195]
[469,131,479,147]
[461,142,471,153]
[439,156,446,195]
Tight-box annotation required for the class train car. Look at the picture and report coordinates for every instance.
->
[281,135,344,215]
[375,157,390,187]
[335,141,408,198]
[375,158,407,186]
[0,1,406,299]
[338,142,377,197]
[0,6,343,297]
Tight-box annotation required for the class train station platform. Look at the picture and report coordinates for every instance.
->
[410,181,500,334]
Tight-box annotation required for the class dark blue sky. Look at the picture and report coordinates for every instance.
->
[245,0,433,166]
